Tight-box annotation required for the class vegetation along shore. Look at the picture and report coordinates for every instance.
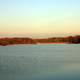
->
[0,35,80,46]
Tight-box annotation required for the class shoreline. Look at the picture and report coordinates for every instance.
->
[37,42,66,44]
[0,35,80,46]
[0,42,78,46]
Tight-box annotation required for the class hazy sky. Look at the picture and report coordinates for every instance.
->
[0,0,80,38]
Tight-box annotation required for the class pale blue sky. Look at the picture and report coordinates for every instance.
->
[0,0,80,38]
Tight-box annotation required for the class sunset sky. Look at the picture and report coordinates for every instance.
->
[0,0,80,38]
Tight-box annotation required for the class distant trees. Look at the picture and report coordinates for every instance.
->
[66,35,80,44]
[0,35,80,46]
[0,38,37,46]
[35,35,80,44]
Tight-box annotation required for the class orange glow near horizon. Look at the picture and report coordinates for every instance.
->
[0,0,80,38]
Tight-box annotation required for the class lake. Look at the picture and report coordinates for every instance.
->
[0,44,80,80]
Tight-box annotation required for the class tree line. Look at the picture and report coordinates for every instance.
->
[35,35,80,44]
[0,35,80,46]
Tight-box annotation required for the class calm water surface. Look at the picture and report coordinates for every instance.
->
[0,44,80,80]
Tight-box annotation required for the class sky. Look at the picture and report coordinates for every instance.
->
[0,0,80,38]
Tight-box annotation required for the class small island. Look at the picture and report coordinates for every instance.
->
[0,35,80,46]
